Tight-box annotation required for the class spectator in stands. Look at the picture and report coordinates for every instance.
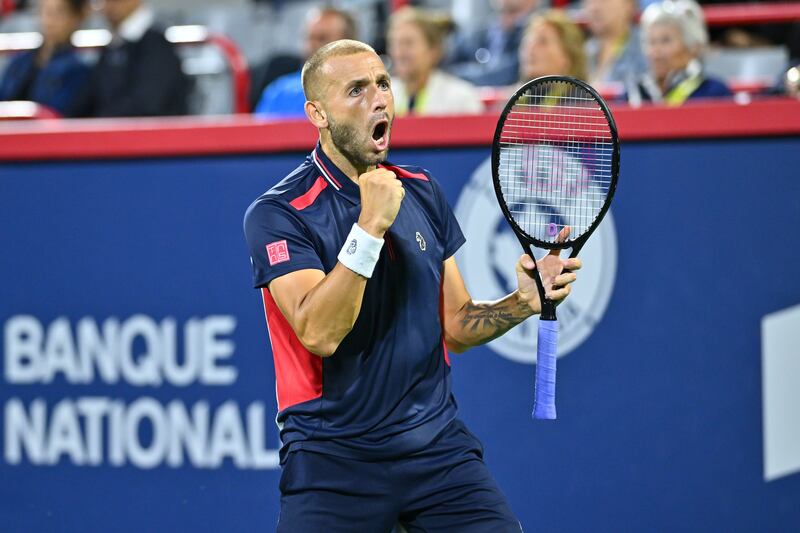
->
[627,0,731,106]
[0,0,90,116]
[584,0,648,87]
[388,7,484,116]
[71,0,189,117]
[254,8,356,119]
[446,0,539,86]
[519,10,587,83]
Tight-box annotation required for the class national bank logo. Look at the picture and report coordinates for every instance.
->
[454,156,618,364]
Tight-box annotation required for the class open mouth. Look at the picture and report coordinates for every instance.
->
[371,120,389,151]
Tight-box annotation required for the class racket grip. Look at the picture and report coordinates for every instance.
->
[532,319,558,420]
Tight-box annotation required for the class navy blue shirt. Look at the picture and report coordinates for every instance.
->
[244,144,466,463]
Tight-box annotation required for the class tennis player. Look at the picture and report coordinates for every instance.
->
[244,39,581,532]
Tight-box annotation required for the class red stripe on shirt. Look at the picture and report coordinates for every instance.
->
[290,176,328,211]
[314,151,343,188]
[380,164,429,181]
[262,288,323,411]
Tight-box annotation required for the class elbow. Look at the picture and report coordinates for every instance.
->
[444,333,469,354]
[298,333,340,358]
[293,314,341,357]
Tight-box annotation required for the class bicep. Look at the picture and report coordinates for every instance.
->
[441,257,472,324]
[268,268,325,328]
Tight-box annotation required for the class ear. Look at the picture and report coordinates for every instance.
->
[305,100,328,129]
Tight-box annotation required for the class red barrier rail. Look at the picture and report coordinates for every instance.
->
[703,3,800,27]
[566,2,800,27]
[0,98,798,162]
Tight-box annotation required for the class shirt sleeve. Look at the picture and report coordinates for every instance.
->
[243,199,324,288]
[430,177,466,259]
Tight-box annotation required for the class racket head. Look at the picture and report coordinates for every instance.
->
[491,76,619,251]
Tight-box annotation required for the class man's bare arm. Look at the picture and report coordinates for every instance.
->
[268,167,404,357]
[269,265,368,356]
[441,255,580,353]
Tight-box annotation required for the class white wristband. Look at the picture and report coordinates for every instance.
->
[338,223,384,278]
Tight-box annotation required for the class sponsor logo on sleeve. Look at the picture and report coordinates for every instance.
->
[266,240,290,266]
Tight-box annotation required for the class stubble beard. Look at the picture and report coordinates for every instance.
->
[328,116,390,170]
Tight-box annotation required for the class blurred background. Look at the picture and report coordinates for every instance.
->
[1,0,799,532]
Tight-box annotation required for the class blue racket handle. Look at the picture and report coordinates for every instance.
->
[532,319,558,420]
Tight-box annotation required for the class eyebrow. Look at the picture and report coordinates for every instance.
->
[345,74,391,90]
[346,77,370,89]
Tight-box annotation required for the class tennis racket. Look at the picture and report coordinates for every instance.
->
[491,76,619,419]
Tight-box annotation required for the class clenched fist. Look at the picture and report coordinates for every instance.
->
[357,168,404,238]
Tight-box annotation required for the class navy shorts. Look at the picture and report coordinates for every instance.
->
[277,419,522,533]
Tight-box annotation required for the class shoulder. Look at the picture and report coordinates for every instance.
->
[431,70,477,93]
[5,50,35,70]
[244,159,329,227]
[381,162,432,185]
[380,162,446,201]
[391,77,407,99]
[50,48,88,72]
[271,71,303,89]
[427,71,484,113]
[696,77,732,97]
[138,28,177,51]
[263,71,304,100]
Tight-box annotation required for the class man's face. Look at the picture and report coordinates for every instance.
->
[316,52,395,169]
[100,0,141,29]
[304,13,349,59]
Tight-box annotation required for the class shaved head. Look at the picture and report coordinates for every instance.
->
[301,39,377,102]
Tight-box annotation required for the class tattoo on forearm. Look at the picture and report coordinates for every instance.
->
[458,296,533,344]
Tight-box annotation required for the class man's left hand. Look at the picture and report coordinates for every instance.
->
[516,227,582,314]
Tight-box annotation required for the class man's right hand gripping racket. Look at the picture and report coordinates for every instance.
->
[491,76,620,419]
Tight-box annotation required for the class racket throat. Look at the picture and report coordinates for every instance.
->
[540,302,557,321]
[528,251,557,321]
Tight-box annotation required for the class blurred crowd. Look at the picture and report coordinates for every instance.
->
[0,0,799,119]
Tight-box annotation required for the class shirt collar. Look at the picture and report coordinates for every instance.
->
[115,5,154,44]
[310,143,360,205]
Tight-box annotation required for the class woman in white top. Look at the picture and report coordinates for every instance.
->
[388,7,485,116]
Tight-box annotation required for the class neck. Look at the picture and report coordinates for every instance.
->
[404,70,431,100]
[37,40,63,65]
[600,25,627,48]
[319,135,375,183]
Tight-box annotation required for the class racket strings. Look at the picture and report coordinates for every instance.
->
[497,80,613,244]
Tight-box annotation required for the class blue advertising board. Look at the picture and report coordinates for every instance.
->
[2,137,800,532]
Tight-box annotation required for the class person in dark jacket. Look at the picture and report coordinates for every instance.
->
[0,0,90,116]
[445,0,539,86]
[627,0,731,106]
[72,0,189,117]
